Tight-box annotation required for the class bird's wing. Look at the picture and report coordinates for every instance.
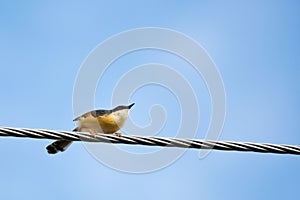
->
[73,109,112,121]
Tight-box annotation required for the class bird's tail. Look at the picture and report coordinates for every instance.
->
[46,127,77,154]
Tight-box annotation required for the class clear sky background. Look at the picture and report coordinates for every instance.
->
[0,1,300,199]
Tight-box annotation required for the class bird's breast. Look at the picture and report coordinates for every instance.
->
[96,114,121,134]
[78,111,127,134]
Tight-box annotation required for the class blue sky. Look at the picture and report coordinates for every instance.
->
[1,1,300,199]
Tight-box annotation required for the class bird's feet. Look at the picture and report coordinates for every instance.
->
[115,132,122,137]
[88,129,97,138]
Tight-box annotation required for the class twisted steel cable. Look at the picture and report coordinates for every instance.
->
[0,126,300,155]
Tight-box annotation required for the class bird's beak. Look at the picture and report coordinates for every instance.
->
[128,103,135,109]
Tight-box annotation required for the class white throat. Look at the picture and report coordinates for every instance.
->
[111,109,129,128]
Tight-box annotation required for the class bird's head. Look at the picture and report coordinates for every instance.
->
[111,103,135,124]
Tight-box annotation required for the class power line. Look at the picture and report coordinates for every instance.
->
[0,126,299,155]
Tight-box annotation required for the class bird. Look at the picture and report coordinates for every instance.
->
[46,103,135,154]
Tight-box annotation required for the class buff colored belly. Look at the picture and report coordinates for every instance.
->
[97,115,120,134]
[79,115,120,134]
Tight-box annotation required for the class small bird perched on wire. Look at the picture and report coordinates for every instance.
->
[46,103,135,154]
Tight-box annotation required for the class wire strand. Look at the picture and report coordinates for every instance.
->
[0,126,299,155]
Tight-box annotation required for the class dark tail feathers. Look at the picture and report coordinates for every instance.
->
[46,127,77,154]
[46,140,73,154]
